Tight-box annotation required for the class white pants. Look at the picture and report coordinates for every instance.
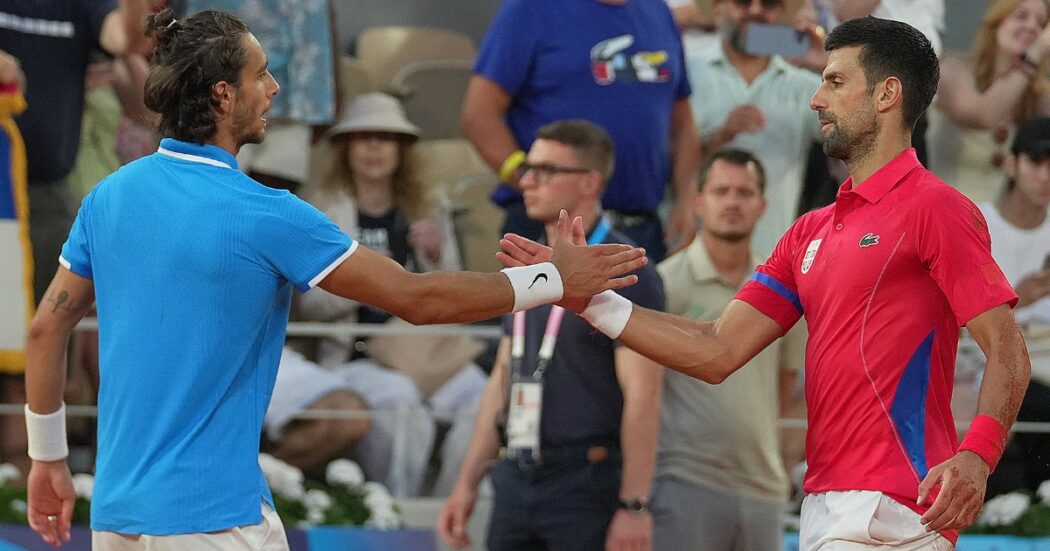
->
[800,491,953,550]
[92,502,288,550]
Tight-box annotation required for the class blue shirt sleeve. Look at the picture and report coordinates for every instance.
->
[474,0,542,96]
[255,194,354,293]
[60,193,94,279]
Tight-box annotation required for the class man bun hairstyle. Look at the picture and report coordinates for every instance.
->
[824,16,939,131]
[143,9,250,144]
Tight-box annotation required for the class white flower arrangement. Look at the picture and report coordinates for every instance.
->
[977,493,1031,527]
[0,458,401,530]
[258,454,402,529]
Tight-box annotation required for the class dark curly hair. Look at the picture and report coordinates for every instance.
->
[825,17,939,131]
[143,9,250,144]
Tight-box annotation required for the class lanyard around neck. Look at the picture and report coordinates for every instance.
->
[510,217,612,381]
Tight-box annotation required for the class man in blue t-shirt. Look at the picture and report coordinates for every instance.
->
[438,120,665,550]
[21,10,650,549]
[462,0,702,262]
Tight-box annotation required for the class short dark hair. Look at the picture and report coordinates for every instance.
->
[143,9,251,144]
[824,17,939,130]
[535,119,616,181]
[698,148,766,193]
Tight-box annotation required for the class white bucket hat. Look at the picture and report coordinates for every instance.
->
[326,92,421,141]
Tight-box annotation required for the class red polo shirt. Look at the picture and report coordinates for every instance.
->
[736,149,1016,541]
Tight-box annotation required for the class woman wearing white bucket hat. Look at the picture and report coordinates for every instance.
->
[285,93,483,496]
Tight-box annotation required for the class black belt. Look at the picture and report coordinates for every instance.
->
[605,209,658,228]
[500,444,622,470]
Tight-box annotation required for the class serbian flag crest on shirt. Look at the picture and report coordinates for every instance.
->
[0,82,31,373]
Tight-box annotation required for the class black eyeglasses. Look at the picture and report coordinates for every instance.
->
[520,162,593,185]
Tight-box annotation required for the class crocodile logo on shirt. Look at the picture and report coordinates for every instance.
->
[859,233,880,247]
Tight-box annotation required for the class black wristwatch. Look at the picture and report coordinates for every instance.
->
[618,497,650,515]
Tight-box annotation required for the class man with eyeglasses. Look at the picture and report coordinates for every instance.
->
[687,0,825,258]
[438,119,665,551]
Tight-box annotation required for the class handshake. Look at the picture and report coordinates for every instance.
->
[498,210,643,338]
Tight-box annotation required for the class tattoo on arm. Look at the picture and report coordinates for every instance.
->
[45,290,74,314]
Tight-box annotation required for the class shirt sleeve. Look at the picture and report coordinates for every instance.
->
[734,219,804,331]
[255,194,355,293]
[473,0,541,97]
[914,186,1018,326]
[664,4,692,100]
[59,193,95,279]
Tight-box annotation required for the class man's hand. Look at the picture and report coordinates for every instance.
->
[664,201,696,251]
[499,211,647,312]
[436,484,477,549]
[0,50,21,87]
[1015,269,1050,308]
[917,450,990,532]
[606,509,652,551]
[27,460,75,547]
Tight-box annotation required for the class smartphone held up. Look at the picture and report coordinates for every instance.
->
[741,23,810,58]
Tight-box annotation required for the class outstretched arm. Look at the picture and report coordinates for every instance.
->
[498,233,784,382]
[615,299,784,383]
[319,213,648,324]
[918,304,1031,532]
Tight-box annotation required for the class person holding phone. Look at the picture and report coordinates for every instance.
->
[686,0,825,257]
[978,115,1050,498]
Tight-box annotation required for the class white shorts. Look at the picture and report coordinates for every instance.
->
[799,491,954,551]
[92,501,288,550]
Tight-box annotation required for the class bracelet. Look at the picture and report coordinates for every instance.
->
[501,262,564,312]
[958,414,1008,472]
[25,403,68,462]
[499,150,526,182]
[579,290,633,339]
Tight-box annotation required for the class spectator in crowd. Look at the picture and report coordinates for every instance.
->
[462,0,702,261]
[978,116,1050,497]
[500,18,1031,546]
[687,0,823,256]
[294,92,486,496]
[438,120,665,550]
[653,148,803,551]
[929,0,1050,204]
[24,9,647,548]
[296,92,461,365]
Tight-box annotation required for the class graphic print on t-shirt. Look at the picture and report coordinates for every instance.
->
[590,34,671,85]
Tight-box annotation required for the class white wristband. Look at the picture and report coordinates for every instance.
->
[580,290,633,339]
[25,403,68,462]
[501,262,564,312]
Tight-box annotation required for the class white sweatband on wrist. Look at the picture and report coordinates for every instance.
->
[501,262,564,312]
[25,403,68,462]
[580,290,633,339]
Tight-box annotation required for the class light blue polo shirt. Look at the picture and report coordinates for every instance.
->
[60,138,355,534]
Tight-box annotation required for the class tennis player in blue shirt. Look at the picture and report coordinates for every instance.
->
[21,9,646,549]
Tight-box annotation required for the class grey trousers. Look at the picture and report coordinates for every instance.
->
[651,477,784,551]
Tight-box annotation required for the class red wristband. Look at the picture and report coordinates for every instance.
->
[958,414,1008,472]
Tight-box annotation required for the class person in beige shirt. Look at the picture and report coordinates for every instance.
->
[652,148,804,551]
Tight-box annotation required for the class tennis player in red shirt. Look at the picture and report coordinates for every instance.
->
[499,16,1031,549]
